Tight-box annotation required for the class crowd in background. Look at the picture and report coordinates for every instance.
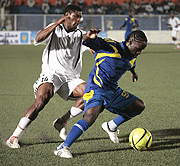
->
[1,0,180,15]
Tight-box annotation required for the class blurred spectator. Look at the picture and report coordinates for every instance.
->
[92,0,99,9]
[139,0,146,15]
[174,2,180,13]
[27,0,35,8]
[97,1,107,14]
[56,0,62,6]
[62,0,69,6]
[69,0,74,5]
[168,0,175,12]
[134,1,140,14]
[155,1,164,14]
[162,0,170,14]
[121,1,129,14]
[0,23,7,31]
[106,18,113,30]
[107,2,116,14]
[88,6,95,14]
[145,1,154,15]
[1,0,10,14]
[54,0,63,14]
[42,0,50,14]
[129,0,135,11]
[78,0,87,11]
[78,0,86,7]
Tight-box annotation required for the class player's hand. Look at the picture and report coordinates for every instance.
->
[131,72,138,82]
[57,13,70,24]
[87,28,101,39]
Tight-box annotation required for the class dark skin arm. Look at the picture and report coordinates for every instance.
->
[130,67,138,82]
[35,14,70,43]
[83,28,102,41]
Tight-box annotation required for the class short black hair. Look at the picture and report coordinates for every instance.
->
[125,30,148,43]
[64,5,82,14]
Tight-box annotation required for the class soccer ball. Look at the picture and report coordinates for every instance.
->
[129,128,152,151]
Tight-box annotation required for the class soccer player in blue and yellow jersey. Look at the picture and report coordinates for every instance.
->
[54,29,148,158]
[120,10,139,39]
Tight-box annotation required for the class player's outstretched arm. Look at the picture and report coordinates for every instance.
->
[130,67,138,82]
[83,28,101,41]
[35,14,70,43]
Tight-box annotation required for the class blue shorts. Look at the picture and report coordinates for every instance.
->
[83,87,137,116]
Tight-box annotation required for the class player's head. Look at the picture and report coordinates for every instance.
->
[170,11,175,18]
[63,5,82,31]
[128,10,133,17]
[64,5,82,15]
[125,30,147,57]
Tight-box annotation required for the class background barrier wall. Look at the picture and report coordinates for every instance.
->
[107,30,173,44]
[0,31,31,45]
[0,14,177,44]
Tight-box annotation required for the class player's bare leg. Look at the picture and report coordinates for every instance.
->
[53,83,85,140]
[6,83,54,148]
[102,98,145,143]
[172,37,180,49]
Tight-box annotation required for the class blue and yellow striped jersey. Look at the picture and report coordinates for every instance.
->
[83,37,136,92]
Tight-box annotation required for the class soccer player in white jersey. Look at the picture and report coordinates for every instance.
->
[6,5,88,148]
[167,11,180,49]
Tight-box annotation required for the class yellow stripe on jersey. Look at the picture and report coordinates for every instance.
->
[95,52,121,61]
[95,41,121,61]
[83,90,94,103]
[131,18,137,30]
[129,58,136,68]
[93,58,105,87]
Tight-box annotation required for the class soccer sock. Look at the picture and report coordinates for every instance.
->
[12,117,31,138]
[174,40,177,46]
[63,119,89,148]
[108,115,130,131]
[69,106,83,118]
[56,107,83,124]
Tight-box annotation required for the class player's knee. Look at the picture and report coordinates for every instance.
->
[126,98,145,118]
[134,99,145,115]
[84,109,100,127]
[138,99,146,112]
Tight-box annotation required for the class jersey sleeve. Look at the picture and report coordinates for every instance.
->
[83,37,112,52]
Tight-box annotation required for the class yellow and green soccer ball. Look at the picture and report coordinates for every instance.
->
[129,128,152,151]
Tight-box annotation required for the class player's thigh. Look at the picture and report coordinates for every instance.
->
[56,78,85,100]
[83,106,102,126]
[36,83,54,100]
[172,29,178,39]
[33,73,57,98]
[106,88,137,114]
[123,98,145,117]
[72,82,86,97]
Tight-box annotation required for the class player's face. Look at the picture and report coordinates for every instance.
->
[128,40,147,57]
[66,10,82,30]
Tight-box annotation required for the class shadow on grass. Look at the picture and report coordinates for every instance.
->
[19,128,180,155]
[73,128,180,156]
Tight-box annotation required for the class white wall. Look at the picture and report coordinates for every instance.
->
[107,30,174,44]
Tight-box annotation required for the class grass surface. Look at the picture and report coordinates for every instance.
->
[0,44,180,166]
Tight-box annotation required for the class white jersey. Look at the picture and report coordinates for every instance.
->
[34,23,85,78]
[168,17,180,31]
